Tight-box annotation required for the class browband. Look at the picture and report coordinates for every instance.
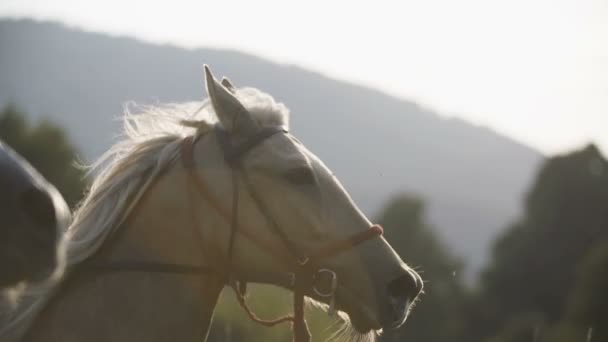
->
[214,126,287,165]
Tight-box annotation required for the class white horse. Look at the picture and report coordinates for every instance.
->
[0,66,422,342]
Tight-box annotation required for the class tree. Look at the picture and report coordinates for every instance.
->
[0,104,86,206]
[376,194,468,342]
[546,241,608,342]
[471,144,608,341]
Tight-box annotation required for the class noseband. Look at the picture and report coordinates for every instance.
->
[88,126,383,342]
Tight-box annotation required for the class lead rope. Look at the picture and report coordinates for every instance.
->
[232,287,295,326]
[229,268,310,342]
[230,282,310,342]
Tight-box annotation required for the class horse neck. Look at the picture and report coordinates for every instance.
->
[23,159,227,342]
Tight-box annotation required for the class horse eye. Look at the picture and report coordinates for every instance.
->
[284,167,315,185]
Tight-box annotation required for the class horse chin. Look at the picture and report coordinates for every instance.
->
[348,312,379,334]
[333,292,382,334]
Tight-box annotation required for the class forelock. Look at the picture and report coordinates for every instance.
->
[234,87,290,129]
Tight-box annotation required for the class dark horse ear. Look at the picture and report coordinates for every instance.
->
[221,77,236,92]
[204,65,258,135]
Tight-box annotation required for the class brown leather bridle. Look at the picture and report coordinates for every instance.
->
[88,126,383,342]
[182,126,383,342]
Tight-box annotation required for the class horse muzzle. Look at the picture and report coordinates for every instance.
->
[383,267,423,329]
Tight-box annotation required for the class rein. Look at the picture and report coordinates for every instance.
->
[88,127,383,342]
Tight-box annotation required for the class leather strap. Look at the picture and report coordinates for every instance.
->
[86,261,217,275]
[214,126,287,166]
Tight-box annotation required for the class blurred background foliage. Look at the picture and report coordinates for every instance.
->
[2,105,606,341]
[0,104,85,207]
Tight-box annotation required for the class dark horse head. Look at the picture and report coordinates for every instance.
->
[0,141,70,289]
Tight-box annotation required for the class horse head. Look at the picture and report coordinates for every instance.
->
[194,67,423,336]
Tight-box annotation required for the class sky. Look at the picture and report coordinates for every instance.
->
[1,0,607,156]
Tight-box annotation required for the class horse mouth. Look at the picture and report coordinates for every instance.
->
[348,311,381,334]
[327,285,416,334]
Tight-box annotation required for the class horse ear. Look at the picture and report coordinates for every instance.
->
[221,77,236,92]
[204,65,257,134]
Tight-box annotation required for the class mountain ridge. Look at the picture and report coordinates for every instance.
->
[0,18,544,275]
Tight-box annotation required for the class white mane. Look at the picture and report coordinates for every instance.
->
[0,87,289,341]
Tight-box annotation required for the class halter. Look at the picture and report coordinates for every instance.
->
[88,126,383,342]
[185,125,383,341]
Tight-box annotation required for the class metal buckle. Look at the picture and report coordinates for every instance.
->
[312,268,338,298]
[297,257,310,266]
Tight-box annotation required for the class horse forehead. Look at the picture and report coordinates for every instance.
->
[257,133,309,164]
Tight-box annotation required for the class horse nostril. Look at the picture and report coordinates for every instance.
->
[384,269,423,328]
[387,269,423,303]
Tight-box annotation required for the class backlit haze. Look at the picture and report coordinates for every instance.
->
[1,0,606,155]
